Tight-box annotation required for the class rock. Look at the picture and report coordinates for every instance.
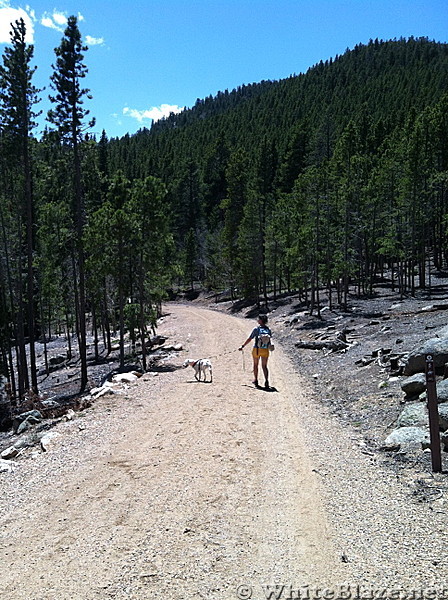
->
[92,387,117,399]
[41,399,61,409]
[90,386,103,396]
[149,335,167,346]
[436,379,448,403]
[404,337,448,375]
[1,446,19,459]
[0,459,17,473]
[112,372,139,384]
[396,402,428,428]
[378,381,388,390]
[13,410,43,434]
[101,365,142,385]
[437,325,448,338]
[0,375,11,431]
[420,304,435,312]
[49,354,66,366]
[372,348,392,358]
[389,303,403,310]
[64,409,76,421]
[17,418,36,434]
[382,427,430,450]
[161,344,183,352]
[438,404,448,431]
[285,313,303,325]
[40,432,60,452]
[441,431,448,450]
[401,373,426,396]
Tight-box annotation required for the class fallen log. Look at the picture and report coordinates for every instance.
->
[295,339,349,351]
[419,303,448,313]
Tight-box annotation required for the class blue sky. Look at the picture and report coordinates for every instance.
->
[0,0,447,139]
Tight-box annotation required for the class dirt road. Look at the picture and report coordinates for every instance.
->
[0,305,348,599]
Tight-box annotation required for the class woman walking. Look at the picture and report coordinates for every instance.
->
[239,314,272,389]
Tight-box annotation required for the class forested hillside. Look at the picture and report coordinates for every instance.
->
[1,18,448,409]
[107,36,448,306]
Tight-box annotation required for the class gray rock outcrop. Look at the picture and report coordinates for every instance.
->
[0,375,11,431]
[438,404,448,431]
[1,446,19,459]
[441,431,448,451]
[396,403,428,428]
[383,426,430,450]
[404,337,448,375]
[436,379,448,403]
[12,410,43,434]
[401,373,426,396]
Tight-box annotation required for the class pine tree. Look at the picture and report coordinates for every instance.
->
[48,15,95,391]
[0,18,41,394]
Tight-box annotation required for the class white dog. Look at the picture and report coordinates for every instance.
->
[183,358,213,382]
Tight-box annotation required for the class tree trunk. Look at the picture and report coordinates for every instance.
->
[23,125,38,393]
[73,136,88,391]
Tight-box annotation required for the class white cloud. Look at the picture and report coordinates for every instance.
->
[0,3,35,43]
[25,6,36,21]
[41,16,59,31]
[123,104,184,123]
[86,34,104,46]
[40,11,86,34]
[40,10,66,32]
[52,11,67,25]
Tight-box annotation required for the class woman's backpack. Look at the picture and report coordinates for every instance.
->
[256,327,275,351]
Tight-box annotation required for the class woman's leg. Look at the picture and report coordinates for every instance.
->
[252,354,260,383]
[261,356,269,386]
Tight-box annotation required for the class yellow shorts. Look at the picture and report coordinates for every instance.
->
[252,347,269,359]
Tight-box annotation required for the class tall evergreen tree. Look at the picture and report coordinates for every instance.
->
[47,15,94,391]
[0,18,41,394]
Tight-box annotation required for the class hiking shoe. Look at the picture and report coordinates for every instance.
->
[264,381,270,390]
[253,379,259,387]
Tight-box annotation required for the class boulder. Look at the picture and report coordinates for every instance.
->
[49,354,65,366]
[437,325,448,338]
[436,379,448,403]
[0,458,17,473]
[40,432,60,452]
[0,375,11,431]
[441,431,448,451]
[92,387,117,400]
[161,344,183,352]
[41,399,61,409]
[112,372,139,384]
[396,403,428,428]
[16,417,39,434]
[438,404,448,431]
[284,313,304,325]
[382,427,430,450]
[12,410,43,434]
[401,373,426,396]
[64,409,76,421]
[403,337,448,375]
[1,446,19,459]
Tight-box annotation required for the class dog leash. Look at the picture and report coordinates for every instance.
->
[203,349,239,361]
